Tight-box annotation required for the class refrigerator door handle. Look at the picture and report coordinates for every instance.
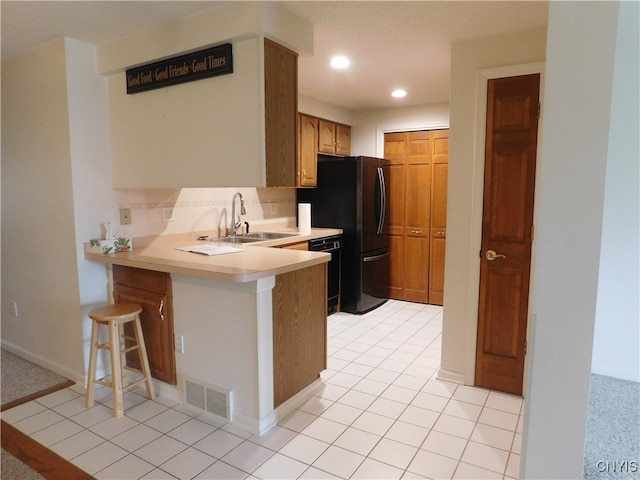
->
[363,250,390,262]
[376,167,386,234]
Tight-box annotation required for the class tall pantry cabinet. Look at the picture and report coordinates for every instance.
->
[384,129,449,305]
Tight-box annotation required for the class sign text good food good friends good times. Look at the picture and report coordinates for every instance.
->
[126,43,233,94]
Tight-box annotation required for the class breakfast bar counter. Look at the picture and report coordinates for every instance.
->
[84,228,340,435]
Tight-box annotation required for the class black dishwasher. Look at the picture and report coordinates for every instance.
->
[309,235,341,314]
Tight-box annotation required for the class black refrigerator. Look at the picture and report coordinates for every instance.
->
[297,155,390,314]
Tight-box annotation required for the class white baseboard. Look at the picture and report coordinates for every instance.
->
[1,340,84,384]
[436,367,465,385]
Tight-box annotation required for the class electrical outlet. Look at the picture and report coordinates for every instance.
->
[175,335,184,354]
[162,207,175,222]
[120,208,131,225]
[11,301,18,317]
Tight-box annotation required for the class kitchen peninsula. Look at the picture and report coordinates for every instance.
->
[85,228,340,435]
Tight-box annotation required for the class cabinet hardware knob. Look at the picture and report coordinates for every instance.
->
[159,300,164,321]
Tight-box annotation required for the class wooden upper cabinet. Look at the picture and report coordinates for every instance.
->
[335,124,351,156]
[318,119,351,156]
[265,39,298,187]
[298,114,319,187]
[297,114,351,187]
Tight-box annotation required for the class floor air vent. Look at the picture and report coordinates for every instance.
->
[184,377,232,421]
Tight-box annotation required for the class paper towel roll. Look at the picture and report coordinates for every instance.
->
[298,203,311,234]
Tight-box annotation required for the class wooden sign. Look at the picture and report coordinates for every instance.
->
[126,43,233,94]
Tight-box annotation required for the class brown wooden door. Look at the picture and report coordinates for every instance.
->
[383,132,406,300]
[429,131,449,305]
[476,74,540,396]
[404,131,431,302]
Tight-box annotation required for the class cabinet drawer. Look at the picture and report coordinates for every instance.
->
[113,265,168,292]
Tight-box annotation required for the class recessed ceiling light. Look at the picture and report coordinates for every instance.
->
[391,89,407,98]
[330,56,350,69]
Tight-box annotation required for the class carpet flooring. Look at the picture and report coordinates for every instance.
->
[1,350,74,410]
[583,374,640,479]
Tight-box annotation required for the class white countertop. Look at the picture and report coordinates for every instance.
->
[84,227,342,282]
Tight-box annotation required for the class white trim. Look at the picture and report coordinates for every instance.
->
[436,368,465,385]
[465,62,546,388]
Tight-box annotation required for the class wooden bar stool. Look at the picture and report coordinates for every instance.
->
[86,303,155,417]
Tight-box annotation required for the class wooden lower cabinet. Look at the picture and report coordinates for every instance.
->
[384,129,449,305]
[272,263,327,407]
[113,266,177,386]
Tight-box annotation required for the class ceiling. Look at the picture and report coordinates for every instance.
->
[1,1,548,110]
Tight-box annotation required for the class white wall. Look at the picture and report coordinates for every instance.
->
[1,40,86,381]
[522,2,620,478]
[352,103,450,157]
[591,0,640,383]
[440,27,547,384]
[100,2,313,189]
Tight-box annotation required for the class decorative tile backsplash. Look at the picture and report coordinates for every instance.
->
[112,187,296,238]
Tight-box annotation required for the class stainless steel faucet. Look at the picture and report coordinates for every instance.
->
[230,192,246,236]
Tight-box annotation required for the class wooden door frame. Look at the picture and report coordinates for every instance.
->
[464,62,545,395]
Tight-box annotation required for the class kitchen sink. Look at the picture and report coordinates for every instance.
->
[205,232,298,244]
[206,236,262,244]
[244,232,298,240]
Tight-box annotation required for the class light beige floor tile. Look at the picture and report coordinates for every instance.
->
[453,461,503,479]
[252,453,308,480]
[352,458,404,479]
[278,409,317,432]
[193,428,244,458]
[312,445,365,479]
[95,454,155,480]
[71,441,129,475]
[167,417,218,445]
[385,420,430,447]
[478,407,519,432]
[334,426,381,456]
[278,433,330,464]
[432,413,476,439]
[470,422,515,451]
[408,449,458,479]
[300,417,348,443]
[369,437,418,469]
[135,435,188,466]
[160,447,216,479]
[421,429,468,460]
[111,424,162,452]
[461,441,509,474]
[220,440,275,474]
[194,460,248,479]
[319,402,363,426]
[31,418,84,447]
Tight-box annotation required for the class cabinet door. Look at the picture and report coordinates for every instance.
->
[298,114,318,187]
[265,39,298,187]
[335,124,351,156]
[318,120,336,154]
[113,266,177,386]
[272,263,327,406]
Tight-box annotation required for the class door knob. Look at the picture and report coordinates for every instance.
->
[486,249,506,261]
